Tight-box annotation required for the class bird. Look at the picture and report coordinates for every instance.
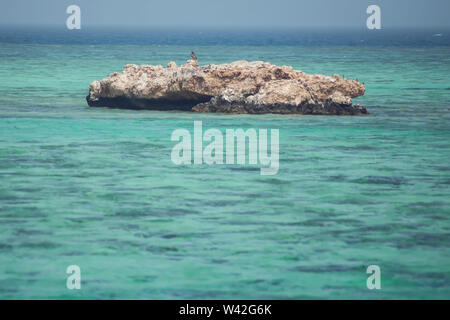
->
[190,51,198,61]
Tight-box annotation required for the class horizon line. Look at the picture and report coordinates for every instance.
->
[1,24,450,31]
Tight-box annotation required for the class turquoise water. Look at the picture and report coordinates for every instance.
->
[0,28,450,299]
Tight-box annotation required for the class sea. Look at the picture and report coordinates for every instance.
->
[0,26,449,299]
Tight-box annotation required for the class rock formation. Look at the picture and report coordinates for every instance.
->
[86,60,367,115]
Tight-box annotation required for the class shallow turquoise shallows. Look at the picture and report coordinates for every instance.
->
[0,28,449,299]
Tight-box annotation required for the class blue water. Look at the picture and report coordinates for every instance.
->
[0,27,449,299]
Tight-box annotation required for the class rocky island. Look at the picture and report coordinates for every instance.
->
[86,60,367,115]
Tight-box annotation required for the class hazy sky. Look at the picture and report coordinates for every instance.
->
[1,0,450,28]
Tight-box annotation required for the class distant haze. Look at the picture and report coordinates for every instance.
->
[1,0,450,29]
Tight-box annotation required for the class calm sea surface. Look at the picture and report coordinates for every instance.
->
[0,27,449,299]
